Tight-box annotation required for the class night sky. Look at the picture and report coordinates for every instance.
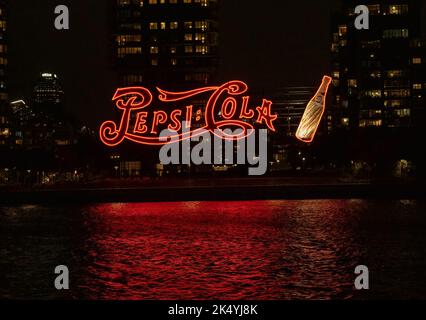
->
[8,0,338,127]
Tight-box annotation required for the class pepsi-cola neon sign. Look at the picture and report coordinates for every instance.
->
[99,77,331,147]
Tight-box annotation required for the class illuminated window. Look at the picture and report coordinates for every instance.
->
[335,95,341,103]
[196,45,209,54]
[195,21,208,31]
[387,70,404,78]
[359,119,382,127]
[195,33,206,42]
[384,100,402,108]
[360,109,382,119]
[348,79,357,88]
[412,57,422,64]
[384,89,411,98]
[363,90,382,98]
[367,4,381,15]
[116,35,141,45]
[0,127,9,137]
[411,40,424,48]
[332,71,339,79]
[123,74,143,85]
[395,109,411,117]
[370,71,381,79]
[184,22,193,29]
[383,29,409,39]
[413,83,422,90]
[120,161,142,177]
[117,47,141,58]
[386,4,409,15]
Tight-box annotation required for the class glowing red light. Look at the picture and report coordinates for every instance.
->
[100,81,277,147]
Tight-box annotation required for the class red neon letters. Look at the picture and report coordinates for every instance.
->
[99,77,331,147]
[100,81,277,147]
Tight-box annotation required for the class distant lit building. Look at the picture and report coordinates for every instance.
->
[253,87,316,170]
[30,73,73,148]
[330,1,426,132]
[114,0,219,89]
[268,87,317,137]
[329,1,426,176]
[10,100,33,147]
[0,1,8,147]
[33,73,64,114]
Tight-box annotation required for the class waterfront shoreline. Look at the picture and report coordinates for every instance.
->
[0,178,424,205]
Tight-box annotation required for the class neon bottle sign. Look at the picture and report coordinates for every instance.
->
[100,78,331,147]
[296,76,332,143]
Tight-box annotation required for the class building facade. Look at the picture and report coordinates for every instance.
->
[114,0,219,89]
[33,72,64,114]
[30,73,73,148]
[269,87,316,167]
[0,0,8,147]
[9,99,33,148]
[330,1,425,132]
[329,1,426,176]
[268,87,317,137]
[112,0,220,176]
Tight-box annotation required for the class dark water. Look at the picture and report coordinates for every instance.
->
[1,200,426,300]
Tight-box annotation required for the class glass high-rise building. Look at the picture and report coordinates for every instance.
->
[114,0,219,89]
[31,73,73,147]
[329,1,426,176]
[330,1,426,132]
[33,73,64,112]
[271,87,317,171]
[0,0,8,147]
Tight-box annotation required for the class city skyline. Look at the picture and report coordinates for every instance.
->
[2,1,426,303]
[7,0,338,126]
[2,1,426,178]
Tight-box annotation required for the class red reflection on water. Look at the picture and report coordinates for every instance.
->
[77,200,360,300]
